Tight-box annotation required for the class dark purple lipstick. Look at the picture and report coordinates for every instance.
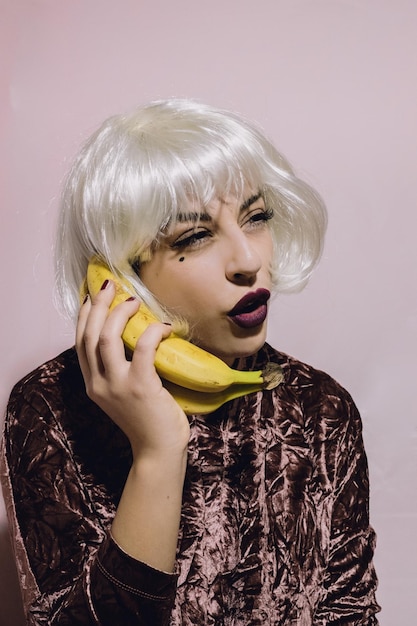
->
[228,288,271,329]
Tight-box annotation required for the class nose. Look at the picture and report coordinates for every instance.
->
[225,229,262,285]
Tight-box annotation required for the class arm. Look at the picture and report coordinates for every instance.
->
[76,280,190,573]
[1,389,180,626]
[315,396,380,625]
[2,282,189,624]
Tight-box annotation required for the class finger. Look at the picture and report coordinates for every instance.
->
[97,296,141,377]
[130,322,172,383]
[75,294,92,377]
[78,280,117,377]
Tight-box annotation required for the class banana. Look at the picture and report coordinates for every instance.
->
[162,381,265,415]
[81,257,283,412]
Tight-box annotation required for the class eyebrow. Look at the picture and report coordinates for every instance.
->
[175,192,263,224]
[175,211,212,223]
[240,191,262,212]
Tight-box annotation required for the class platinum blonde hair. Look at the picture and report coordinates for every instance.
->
[55,98,327,323]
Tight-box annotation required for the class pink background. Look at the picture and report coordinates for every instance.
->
[1,1,416,624]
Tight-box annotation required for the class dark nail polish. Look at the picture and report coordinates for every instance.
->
[126,296,136,302]
[82,294,89,304]
[100,279,109,290]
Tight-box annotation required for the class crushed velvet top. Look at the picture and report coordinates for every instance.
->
[1,344,380,625]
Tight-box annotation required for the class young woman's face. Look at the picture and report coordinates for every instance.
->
[140,190,274,363]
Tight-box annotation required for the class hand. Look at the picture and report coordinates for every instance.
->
[76,280,190,460]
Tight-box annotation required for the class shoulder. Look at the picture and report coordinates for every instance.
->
[259,343,363,436]
[10,346,80,390]
[261,343,354,396]
[3,348,102,459]
[4,347,129,487]
[6,347,83,425]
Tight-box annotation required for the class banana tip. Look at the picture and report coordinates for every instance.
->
[262,363,284,390]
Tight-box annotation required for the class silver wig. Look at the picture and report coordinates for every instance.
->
[55,98,327,323]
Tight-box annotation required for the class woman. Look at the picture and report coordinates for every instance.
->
[1,99,380,624]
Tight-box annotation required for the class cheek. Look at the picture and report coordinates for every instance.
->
[172,268,219,315]
[153,264,209,311]
[263,235,275,269]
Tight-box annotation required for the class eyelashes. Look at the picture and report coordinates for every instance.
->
[170,229,212,250]
[246,207,274,224]
[170,208,273,252]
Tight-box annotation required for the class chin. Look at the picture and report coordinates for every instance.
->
[194,321,268,363]
[209,334,267,365]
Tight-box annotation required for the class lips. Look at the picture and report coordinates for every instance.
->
[227,288,271,329]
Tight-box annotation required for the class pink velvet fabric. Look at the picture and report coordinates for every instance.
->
[1,344,380,624]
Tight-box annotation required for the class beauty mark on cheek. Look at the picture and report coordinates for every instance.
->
[179,257,185,262]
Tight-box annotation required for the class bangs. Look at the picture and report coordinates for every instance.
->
[143,136,267,236]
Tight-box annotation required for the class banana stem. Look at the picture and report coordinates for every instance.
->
[261,363,284,390]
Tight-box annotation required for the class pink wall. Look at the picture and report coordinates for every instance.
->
[1,1,416,623]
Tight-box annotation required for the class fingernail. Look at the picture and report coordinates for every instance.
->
[126,296,136,302]
[82,294,90,304]
[100,279,109,290]
[163,322,172,326]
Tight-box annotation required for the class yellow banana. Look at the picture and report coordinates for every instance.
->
[81,257,283,411]
[162,381,265,415]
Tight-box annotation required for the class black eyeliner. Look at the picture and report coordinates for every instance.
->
[170,229,211,249]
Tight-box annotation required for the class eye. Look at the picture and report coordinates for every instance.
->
[170,228,213,250]
[242,207,274,230]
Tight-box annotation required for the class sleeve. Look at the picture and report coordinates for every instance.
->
[57,535,177,625]
[314,393,381,625]
[0,385,177,626]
